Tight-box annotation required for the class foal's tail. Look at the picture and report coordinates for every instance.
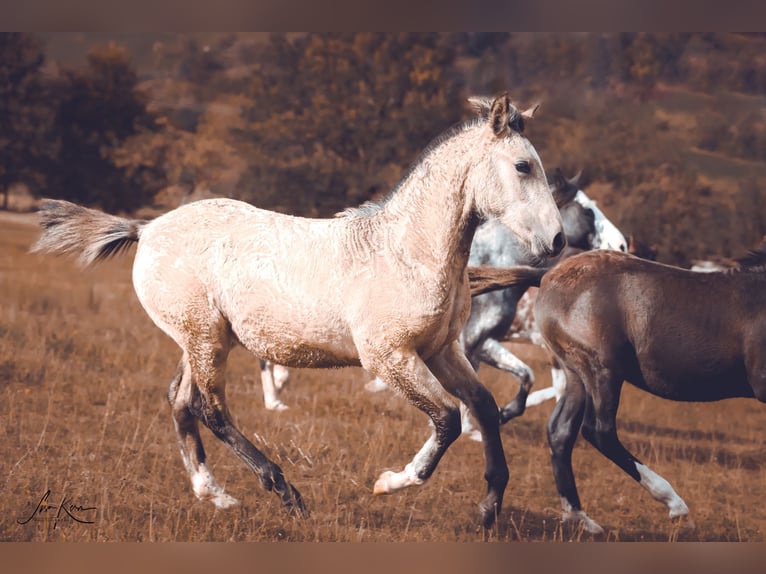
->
[467,265,548,297]
[30,200,148,268]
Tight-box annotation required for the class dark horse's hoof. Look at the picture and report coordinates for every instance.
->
[479,499,500,529]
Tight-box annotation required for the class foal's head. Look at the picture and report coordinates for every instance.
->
[467,93,564,261]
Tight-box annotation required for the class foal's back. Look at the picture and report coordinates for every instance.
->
[535,250,766,401]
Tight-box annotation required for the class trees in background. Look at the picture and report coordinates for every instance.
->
[0,33,56,209]
[2,32,766,266]
[45,43,161,212]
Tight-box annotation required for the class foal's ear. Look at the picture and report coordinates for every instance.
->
[488,92,527,137]
[468,95,494,119]
[521,103,540,119]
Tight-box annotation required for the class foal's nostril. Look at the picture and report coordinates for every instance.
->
[551,232,566,256]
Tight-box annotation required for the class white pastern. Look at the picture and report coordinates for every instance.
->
[635,462,689,518]
[560,497,604,534]
[373,464,425,495]
[191,463,240,508]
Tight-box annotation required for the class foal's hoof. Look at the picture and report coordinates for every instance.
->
[478,499,500,529]
[283,482,308,518]
[210,492,240,509]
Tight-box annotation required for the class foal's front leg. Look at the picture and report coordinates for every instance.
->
[428,342,510,528]
[366,350,462,495]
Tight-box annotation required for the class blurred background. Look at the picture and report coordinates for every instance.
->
[2,32,766,266]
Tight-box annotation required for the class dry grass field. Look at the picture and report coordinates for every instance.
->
[2,212,766,542]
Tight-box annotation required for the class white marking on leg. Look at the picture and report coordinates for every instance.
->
[526,366,566,407]
[373,433,437,494]
[560,497,604,534]
[550,366,566,401]
[459,402,483,442]
[261,361,289,411]
[272,364,290,391]
[191,463,240,508]
[635,462,689,518]
[525,386,558,407]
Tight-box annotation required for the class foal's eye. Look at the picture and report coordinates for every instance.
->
[515,161,531,174]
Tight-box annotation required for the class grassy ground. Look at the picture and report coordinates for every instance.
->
[2,214,766,541]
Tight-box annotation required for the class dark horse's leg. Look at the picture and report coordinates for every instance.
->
[546,367,603,533]
[580,371,690,523]
[182,316,305,516]
[427,342,510,529]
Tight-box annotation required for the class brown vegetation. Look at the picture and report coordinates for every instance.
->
[4,216,766,541]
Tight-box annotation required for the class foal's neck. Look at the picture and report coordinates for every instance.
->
[377,125,483,278]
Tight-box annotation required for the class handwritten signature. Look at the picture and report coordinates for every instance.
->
[17,489,97,529]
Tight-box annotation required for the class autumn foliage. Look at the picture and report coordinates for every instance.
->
[3,32,766,266]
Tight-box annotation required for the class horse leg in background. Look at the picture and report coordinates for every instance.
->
[580,371,691,527]
[478,338,535,423]
[272,363,290,391]
[427,341,509,528]
[168,355,239,509]
[184,314,305,516]
[546,366,603,534]
[526,359,567,407]
[459,338,534,441]
[260,359,289,411]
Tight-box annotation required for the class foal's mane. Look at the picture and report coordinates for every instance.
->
[336,118,483,219]
[338,100,529,220]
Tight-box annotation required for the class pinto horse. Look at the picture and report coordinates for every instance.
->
[31,93,564,528]
[467,248,766,533]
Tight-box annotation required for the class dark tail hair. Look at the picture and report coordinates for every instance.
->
[467,265,548,297]
[30,200,148,267]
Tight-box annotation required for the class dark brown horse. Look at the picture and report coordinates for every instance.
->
[467,248,766,533]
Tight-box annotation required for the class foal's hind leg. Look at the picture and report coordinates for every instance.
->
[183,317,305,516]
[427,342,509,528]
[581,374,690,524]
[168,355,239,508]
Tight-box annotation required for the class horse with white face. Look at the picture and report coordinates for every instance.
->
[31,93,564,528]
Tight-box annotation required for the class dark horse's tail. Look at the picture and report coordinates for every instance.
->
[30,200,148,268]
[467,265,549,297]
